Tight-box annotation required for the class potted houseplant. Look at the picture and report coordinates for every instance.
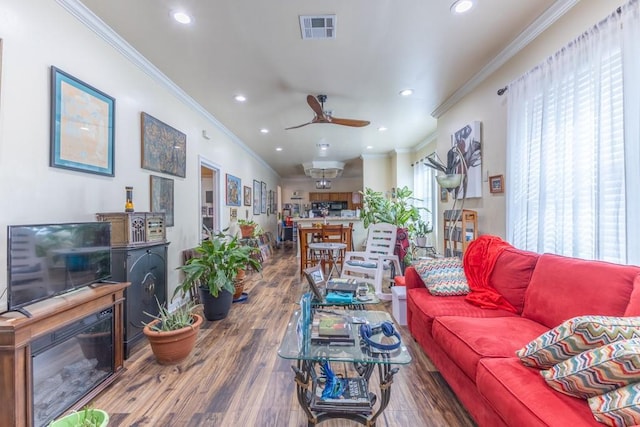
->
[50,407,109,427]
[142,297,202,365]
[411,219,432,247]
[237,219,257,238]
[176,233,261,321]
[359,186,428,267]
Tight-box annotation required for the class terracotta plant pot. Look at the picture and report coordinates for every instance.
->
[233,269,246,299]
[240,224,255,238]
[143,314,203,365]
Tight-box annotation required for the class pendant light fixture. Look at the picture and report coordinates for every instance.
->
[315,169,332,189]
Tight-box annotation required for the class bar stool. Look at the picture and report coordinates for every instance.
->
[298,227,316,275]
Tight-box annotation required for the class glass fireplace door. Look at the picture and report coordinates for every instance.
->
[31,308,114,427]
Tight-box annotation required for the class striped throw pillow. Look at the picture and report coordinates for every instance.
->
[413,257,469,296]
[516,316,640,369]
[588,382,640,427]
[541,339,640,399]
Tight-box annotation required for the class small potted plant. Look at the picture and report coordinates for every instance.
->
[411,219,432,247]
[142,297,202,365]
[237,219,257,238]
[50,406,109,427]
[176,233,261,321]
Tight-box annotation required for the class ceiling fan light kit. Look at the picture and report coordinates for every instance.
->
[285,94,370,130]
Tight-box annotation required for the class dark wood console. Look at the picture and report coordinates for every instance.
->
[0,282,129,427]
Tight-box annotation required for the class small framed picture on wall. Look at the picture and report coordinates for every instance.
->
[489,175,504,194]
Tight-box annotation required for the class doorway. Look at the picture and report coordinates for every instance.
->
[200,157,220,240]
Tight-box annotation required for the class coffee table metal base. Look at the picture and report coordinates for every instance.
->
[291,358,398,426]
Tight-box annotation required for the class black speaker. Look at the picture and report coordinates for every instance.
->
[359,321,402,351]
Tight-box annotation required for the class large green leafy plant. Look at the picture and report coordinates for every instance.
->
[359,186,424,229]
[175,234,261,298]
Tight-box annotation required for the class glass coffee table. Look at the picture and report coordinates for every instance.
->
[278,309,412,426]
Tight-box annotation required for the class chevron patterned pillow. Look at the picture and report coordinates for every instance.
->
[516,316,640,369]
[541,339,640,399]
[588,382,640,427]
[414,257,469,296]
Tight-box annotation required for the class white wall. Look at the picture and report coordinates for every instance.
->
[436,0,621,240]
[362,154,391,193]
[0,0,279,307]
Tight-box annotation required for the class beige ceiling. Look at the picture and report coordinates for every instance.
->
[78,0,560,180]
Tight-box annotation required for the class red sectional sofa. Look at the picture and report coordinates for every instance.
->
[405,245,640,427]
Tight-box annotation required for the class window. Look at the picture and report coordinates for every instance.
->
[507,2,640,264]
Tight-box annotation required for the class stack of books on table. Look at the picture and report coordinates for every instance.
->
[310,377,372,414]
[310,314,355,346]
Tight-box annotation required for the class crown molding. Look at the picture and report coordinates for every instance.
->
[360,153,390,160]
[431,0,579,118]
[56,0,279,177]
[393,148,412,155]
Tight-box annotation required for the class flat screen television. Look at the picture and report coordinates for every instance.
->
[7,222,112,312]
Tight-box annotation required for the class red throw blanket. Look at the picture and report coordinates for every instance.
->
[463,235,517,312]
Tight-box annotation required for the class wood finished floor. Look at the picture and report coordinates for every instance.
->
[91,245,477,427]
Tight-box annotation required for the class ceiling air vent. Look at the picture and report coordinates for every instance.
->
[299,15,336,40]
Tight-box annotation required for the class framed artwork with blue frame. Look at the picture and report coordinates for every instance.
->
[226,174,241,206]
[50,66,115,176]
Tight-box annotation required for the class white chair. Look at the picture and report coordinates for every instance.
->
[340,223,401,301]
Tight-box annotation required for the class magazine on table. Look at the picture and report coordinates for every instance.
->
[310,377,372,413]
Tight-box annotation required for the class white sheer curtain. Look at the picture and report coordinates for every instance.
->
[507,0,640,264]
[413,158,437,243]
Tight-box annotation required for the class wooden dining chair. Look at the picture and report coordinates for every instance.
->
[298,227,316,275]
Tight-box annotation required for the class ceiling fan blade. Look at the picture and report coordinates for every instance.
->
[328,117,370,127]
[285,120,314,130]
[306,95,326,118]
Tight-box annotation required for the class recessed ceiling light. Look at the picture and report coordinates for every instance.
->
[451,0,475,14]
[377,126,388,132]
[366,145,373,150]
[234,95,246,102]
[399,89,413,97]
[172,11,192,24]
[276,147,283,152]
[260,128,269,134]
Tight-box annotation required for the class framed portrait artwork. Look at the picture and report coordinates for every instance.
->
[253,179,261,215]
[150,175,174,226]
[243,186,252,206]
[141,112,186,178]
[50,66,115,176]
[225,174,241,206]
[489,175,504,194]
[261,181,267,214]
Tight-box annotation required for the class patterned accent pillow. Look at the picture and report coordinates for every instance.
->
[540,339,640,399]
[588,382,640,427]
[516,316,640,369]
[413,257,469,296]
